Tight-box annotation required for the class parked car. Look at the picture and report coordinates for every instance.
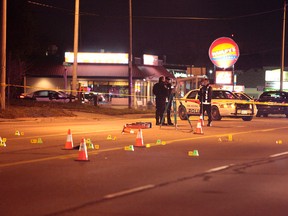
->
[82,92,106,104]
[233,92,254,101]
[256,91,288,117]
[19,90,76,102]
[177,89,255,121]
[234,92,257,113]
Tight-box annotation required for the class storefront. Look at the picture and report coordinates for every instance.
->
[25,53,173,108]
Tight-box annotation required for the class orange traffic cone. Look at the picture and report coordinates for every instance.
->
[194,119,204,135]
[75,138,89,161]
[199,115,204,126]
[134,129,145,147]
[63,129,74,150]
[121,125,135,134]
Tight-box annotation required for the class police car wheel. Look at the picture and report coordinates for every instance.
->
[242,116,253,121]
[211,106,222,121]
[178,105,188,120]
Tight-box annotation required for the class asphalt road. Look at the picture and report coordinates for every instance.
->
[0,114,288,216]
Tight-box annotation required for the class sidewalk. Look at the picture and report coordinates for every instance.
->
[0,111,155,123]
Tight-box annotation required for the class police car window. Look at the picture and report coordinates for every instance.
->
[224,91,236,99]
[212,91,224,99]
[237,94,245,100]
[187,91,197,99]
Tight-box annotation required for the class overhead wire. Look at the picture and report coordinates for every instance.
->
[27,1,99,16]
[27,0,282,20]
[135,8,282,21]
[26,1,285,58]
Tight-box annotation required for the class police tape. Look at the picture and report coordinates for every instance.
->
[3,83,149,99]
[175,98,288,107]
[3,83,288,106]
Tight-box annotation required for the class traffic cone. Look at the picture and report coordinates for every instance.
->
[75,138,89,161]
[199,115,204,126]
[134,129,145,147]
[121,125,135,134]
[63,129,74,150]
[194,119,204,135]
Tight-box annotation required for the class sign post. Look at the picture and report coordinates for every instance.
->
[209,37,240,90]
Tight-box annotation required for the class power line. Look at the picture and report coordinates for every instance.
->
[135,8,282,21]
[27,0,282,20]
[27,1,99,16]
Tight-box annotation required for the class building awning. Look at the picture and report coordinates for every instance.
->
[26,62,174,80]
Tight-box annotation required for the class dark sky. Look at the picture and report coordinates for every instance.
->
[19,0,287,69]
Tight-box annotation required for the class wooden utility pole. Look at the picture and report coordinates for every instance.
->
[72,0,79,96]
[1,0,7,110]
[280,0,286,91]
[128,0,133,108]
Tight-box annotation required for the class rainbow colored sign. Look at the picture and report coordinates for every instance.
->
[209,37,240,68]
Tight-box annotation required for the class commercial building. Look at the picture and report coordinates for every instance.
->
[24,53,174,108]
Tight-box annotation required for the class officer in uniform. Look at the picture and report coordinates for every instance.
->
[153,76,168,125]
[165,76,174,125]
[198,78,213,126]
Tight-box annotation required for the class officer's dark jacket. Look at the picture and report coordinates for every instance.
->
[153,82,168,99]
[198,84,212,104]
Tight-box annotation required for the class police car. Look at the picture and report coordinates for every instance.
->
[177,89,255,121]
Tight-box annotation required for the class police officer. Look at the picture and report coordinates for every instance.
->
[198,78,213,126]
[153,76,168,125]
[165,76,174,125]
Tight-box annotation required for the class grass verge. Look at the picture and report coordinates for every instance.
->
[0,100,154,119]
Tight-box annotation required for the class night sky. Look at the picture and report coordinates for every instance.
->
[12,0,287,69]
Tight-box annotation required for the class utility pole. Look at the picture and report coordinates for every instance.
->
[128,0,133,108]
[72,0,79,96]
[1,0,7,110]
[281,0,286,91]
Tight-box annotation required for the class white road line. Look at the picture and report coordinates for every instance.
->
[104,184,155,199]
[269,152,288,158]
[206,164,234,173]
[260,129,275,132]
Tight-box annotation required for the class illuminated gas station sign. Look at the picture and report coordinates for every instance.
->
[209,37,240,68]
[65,52,128,64]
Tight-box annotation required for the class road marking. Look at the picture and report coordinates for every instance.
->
[206,164,234,173]
[0,146,123,167]
[166,126,288,144]
[8,128,122,141]
[260,129,276,132]
[270,151,288,158]
[1,126,288,168]
[104,184,155,199]
[0,155,70,168]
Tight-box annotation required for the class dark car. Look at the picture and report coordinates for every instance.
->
[19,90,76,103]
[256,91,288,117]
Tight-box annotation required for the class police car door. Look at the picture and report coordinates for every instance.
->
[186,90,201,115]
